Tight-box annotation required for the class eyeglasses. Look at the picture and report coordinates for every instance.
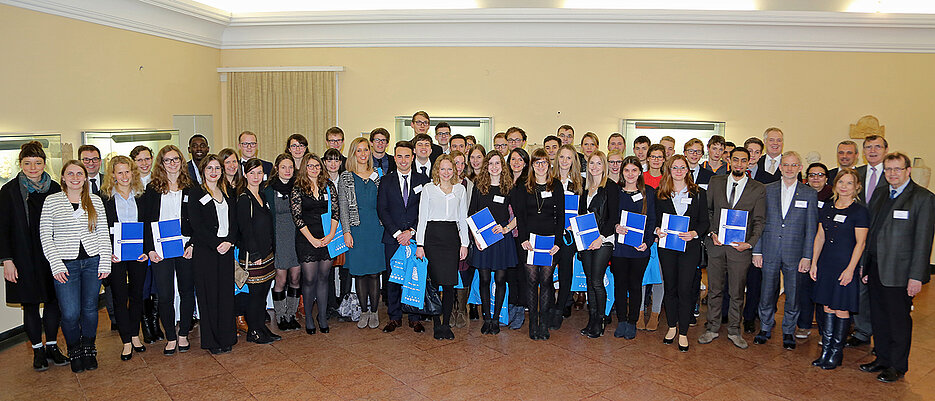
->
[163,157,181,165]
[684,150,703,155]
[507,138,524,144]
[307,164,321,169]
[413,120,429,126]
[81,157,101,164]
[436,132,451,136]
[240,142,258,148]
[884,167,907,173]
[326,139,343,144]
[533,160,549,166]
[289,143,307,149]
[807,172,826,178]
[781,163,801,168]
[372,138,388,144]
[648,155,665,160]
[495,144,508,149]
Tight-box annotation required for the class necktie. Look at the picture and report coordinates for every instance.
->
[90,178,98,194]
[402,175,409,207]
[421,166,427,176]
[867,166,878,200]
[768,159,776,174]
[729,182,738,207]
[377,158,383,170]
[890,189,897,199]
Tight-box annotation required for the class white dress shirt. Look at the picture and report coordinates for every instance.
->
[780,180,796,218]
[114,190,139,223]
[726,174,749,208]
[416,183,468,247]
[215,197,229,238]
[414,159,432,178]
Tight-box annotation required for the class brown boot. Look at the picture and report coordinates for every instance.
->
[455,289,469,328]
[635,310,646,330]
[647,312,660,331]
[235,315,248,334]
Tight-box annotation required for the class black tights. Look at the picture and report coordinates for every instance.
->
[433,285,456,327]
[610,256,649,324]
[579,246,612,319]
[354,273,380,313]
[525,264,555,327]
[478,269,507,321]
[23,302,61,346]
[554,242,575,312]
[301,260,332,327]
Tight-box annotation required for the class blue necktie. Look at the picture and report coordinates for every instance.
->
[890,189,897,199]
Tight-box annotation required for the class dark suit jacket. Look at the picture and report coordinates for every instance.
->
[376,170,430,245]
[752,158,779,184]
[188,160,201,184]
[706,174,767,248]
[0,179,61,304]
[856,164,888,203]
[827,167,840,184]
[655,188,710,256]
[430,144,444,164]
[693,166,715,186]
[752,181,818,264]
[373,154,396,176]
[187,186,238,250]
[864,180,935,286]
[140,183,193,254]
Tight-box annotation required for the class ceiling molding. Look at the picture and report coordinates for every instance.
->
[217,66,345,72]
[6,0,935,52]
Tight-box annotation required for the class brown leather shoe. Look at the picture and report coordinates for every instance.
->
[383,320,402,333]
[235,315,248,334]
[409,320,425,333]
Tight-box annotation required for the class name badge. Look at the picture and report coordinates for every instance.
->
[72,208,85,219]
[795,200,808,208]
[894,210,909,220]
[199,194,212,205]
[564,190,574,196]
[699,184,709,190]
[445,193,455,201]
[369,172,378,181]
[413,185,423,194]
[833,214,846,223]
[631,193,643,202]
[680,197,692,205]
[278,192,287,198]
[493,195,505,204]
[263,174,268,181]
[541,191,552,198]
[580,172,587,179]
[182,195,189,203]
[817,201,825,209]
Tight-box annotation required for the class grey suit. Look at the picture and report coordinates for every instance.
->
[851,163,889,341]
[704,174,767,335]
[752,181,818,336]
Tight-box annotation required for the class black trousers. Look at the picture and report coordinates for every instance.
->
[383,243,419,322]
[508,237,528,306]
[245,280,272,332]
[192,246,236,350]
[579,245,613,317]
[743,264,762,322]
[610,256,649,324]
[110,260,146,343]
[151,256,195,341]
[868,257,914,373]
[659,247,699,335]
[554,240,576,312]
[22,302,60,346]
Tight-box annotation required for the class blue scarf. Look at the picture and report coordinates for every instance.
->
[19,171,51,194]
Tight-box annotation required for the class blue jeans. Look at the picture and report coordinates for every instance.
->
[54,256,102,345]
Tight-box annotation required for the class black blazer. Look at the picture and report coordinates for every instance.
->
[236,191,274,256]
[856,164,889,203]
[693,166,715,186]
[140,183,193,254]
[0,179,61,304]
[865,180,935,286]
[376,169,430,244]
[655,188,710,254]
[430,144,444,164]
[187,186,238,250]
[187,160,201,184]
[102,192,145,253]
[578,179,621,239]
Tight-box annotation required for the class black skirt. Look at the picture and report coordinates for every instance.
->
[424,221,460,286]
[470,234,518,270]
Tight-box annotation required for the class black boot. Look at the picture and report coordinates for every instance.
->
[68,344,84,373]
[32,347,49,371]
[141,297,156,344]
[46,344,69,366]
[821,316,848,370]
[150,295,165,341]
[262,324,282,341]
[528,313,539,340]
[273,290,288,331]
[812,311,835,366]
[286,287,302,330]
[82,338,98,371]
[469,304,479,320]
[580,313,594,336]
[539,321,550,340]
[549,308,563,330]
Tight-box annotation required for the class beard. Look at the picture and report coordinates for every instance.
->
[731,169,746,178]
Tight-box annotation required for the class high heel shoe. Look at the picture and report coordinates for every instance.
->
[318,318,329,334]
[120,344,133,361]
[131,337,146,353]
[663,327,677,344]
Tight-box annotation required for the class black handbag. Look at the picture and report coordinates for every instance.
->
[401,278,443,316]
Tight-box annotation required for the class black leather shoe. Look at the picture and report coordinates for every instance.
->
[877,367,904,383]
[33,348,49,371]
[753,331,769,345]
[247,330,274,344]
[45,344,69,366]
[121,351,133,361]
[409,321,425,333]
[178,337,190,353]
[287,317,301,330]
[743,320,755,334]
[383,320,401,333]
[262,326,282,341]
[860,359,886,373]
[782,334,796,350]
[306,327,316,335]
[846,335,870,347]
[68,346,84,373]
[133,344,146,353]
[319,326,329,334]
[469,305,479,320]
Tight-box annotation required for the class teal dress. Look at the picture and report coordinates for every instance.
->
[346,174,385,276]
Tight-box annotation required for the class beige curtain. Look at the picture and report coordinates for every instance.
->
[227,71,336,161]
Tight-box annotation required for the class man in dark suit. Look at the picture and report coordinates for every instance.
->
[699,147,766,349]
[859,152,935,382]
[325,126,348,173]
[848,134,890,347]
[187,134,209,184]
[745,137,779,185]
[376,141,431,333]
[826,140,859,184]
[237,130,273,178]
[77,144,103,195]
[684,138,715,187]
[370,128,395,176]
[432,122,451,161]
[738,136,778,333]
[751,151,818,350]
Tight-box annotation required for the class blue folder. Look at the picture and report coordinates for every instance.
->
[151,219,184,259]
[564,193,579,229]
[113,222,144,262]
[467,207,504,250]
[618,211,647,248]
[526,234,555,266]
[719,208,749,245]
[570,213,602,251]
[659,213,690,252]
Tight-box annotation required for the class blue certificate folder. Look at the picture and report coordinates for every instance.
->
[659,214,690,252]
[617,211,647,248]
[570,213,601,251]
[718,208,749,245]
[466,207,504,250]
[113,222,144,262]
[151,219,184,259]
[564,193,579,229]
[526,234,555,266]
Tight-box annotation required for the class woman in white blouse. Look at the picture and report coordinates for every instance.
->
[40,160,111,373]
[416,154,469,340]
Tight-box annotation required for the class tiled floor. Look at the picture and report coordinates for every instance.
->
[3,285,935,400]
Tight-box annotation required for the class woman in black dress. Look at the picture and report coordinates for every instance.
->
[512,149,565,340]
[506,147,530,329]
[187,154,238,354]
[469,151,517,335]
[291,153,339,334]
[809,168,868,369]
[236,158,279,344]
[0,141,68,371]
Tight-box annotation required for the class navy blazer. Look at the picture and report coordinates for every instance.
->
[693,166,715,186]
[753,158,780,184]
[752,181,818,264]
[377,169,430,245]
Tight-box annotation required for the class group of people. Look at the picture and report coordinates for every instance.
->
[1,112,932,385]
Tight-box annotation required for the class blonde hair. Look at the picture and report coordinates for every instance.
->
[585,151,609,190]
[60,160,98,232]
[344,137,374,175]
[551,144,581,194]
[831,168,862,201]
[101,156,144,198]
[431,154,460,186]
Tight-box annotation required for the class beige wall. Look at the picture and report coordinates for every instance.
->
[222,47,935,184]
[0,4,221,158]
